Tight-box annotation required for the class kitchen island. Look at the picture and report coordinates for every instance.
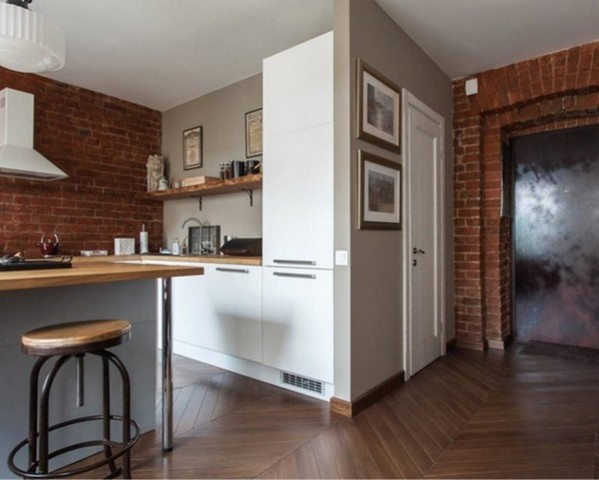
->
[0,259,203,478]
[0,257,205,291]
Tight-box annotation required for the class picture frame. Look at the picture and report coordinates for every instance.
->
[357,59,401,152]
[245,108,263,158]
[358,150,402,230]
[183,125,202,170]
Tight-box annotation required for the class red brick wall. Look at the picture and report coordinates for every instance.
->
[0,69,163,257]
[453,41,599,350]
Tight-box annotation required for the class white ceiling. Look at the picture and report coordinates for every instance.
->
[29,0,599,112]
[33,0,334,111]
[376,0,599,79]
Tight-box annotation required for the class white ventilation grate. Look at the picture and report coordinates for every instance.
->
[281,372,323,394]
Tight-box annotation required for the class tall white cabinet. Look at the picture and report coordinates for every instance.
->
[262,32,335,387]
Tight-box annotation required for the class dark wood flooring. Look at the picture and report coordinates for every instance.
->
[124,347,599,478]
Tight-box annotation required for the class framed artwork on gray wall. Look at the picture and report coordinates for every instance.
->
[183,125,202,170]
[357,59,401,153]
[245,108,263,158]
[358,150,402,230]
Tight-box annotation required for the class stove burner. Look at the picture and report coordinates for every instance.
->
[0,253,73,271]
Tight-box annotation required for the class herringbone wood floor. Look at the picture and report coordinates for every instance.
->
[122,347,599,478]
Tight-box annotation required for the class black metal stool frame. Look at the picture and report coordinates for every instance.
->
[8,349,139,479]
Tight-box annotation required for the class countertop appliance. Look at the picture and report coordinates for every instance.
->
[221,238,262,256]
[0,254,72,271]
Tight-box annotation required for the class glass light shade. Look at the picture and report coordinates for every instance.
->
[0,3,65,73]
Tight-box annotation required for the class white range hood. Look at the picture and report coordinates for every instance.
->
[0,88,68,181]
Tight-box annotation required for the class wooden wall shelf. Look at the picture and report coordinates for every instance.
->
[138,174,262,202]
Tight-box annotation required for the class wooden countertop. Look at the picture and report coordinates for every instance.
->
[144,254,262,266]
[75,254,262,266]
[0,260,204,292]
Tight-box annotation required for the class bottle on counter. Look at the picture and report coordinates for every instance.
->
[171,237,181,256]
[140,224,149,254]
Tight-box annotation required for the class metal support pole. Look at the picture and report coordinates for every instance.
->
[161,277,173,452]
[76,354,85,407]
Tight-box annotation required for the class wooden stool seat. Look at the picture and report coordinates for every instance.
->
[22,319,131,356]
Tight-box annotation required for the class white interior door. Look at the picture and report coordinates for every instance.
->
[402,90,445,378]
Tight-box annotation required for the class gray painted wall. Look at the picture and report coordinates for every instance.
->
[335,0,454,400]
[161,75,263,250]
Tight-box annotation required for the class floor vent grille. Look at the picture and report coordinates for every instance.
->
[281,372,323,394]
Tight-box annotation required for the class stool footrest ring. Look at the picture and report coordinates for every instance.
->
[7,414,140,479]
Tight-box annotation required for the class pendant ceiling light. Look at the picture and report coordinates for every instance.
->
[0,0,65,73]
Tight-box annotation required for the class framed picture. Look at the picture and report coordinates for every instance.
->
[183,125,202,170]
[358,150,402,230]
[245,108,263,158]
[357,59,401,152]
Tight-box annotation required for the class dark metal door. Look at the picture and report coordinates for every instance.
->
[513,125,599,349]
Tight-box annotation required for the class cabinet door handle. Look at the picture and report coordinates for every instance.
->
[273,259,316,266]
[215,267,249,274]
[273,272,316,279]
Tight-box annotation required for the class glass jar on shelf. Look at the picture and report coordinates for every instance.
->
[224,161,233,179]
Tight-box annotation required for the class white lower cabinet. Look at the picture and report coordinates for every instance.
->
[172,264,262,363]
[172,262,334,395]
[262,267,334,384]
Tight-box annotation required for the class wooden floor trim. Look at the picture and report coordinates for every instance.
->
[456,338,487,351]
[330,370,405,417]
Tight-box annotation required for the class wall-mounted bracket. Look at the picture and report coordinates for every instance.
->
[241,189,254,207]
[192,189,253,211]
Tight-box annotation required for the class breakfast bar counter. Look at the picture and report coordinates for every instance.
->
[0,258,203,478]
[0,259,204,292]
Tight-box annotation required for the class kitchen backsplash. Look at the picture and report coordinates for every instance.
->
[0,67,163,257]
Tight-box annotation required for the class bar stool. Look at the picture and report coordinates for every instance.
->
[7,319,140,479]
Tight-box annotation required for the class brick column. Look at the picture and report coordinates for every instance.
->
[453,84,486,350]
[452,41,599,350]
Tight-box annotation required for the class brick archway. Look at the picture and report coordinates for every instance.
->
[453,42,599,350]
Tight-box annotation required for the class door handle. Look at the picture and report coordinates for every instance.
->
[273,259,316,266]
[412,248,426,255]
[273,272,316,279]
[215,267,249,274]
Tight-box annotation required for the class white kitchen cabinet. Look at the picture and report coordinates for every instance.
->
[261,31,335,388]
[262,267,333,383]
[263,31,333,137]
[262,31,334,269]
[204,264,262,363]
[262,122,334,269]
[172,264,262,363]
[172,273,211,345]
